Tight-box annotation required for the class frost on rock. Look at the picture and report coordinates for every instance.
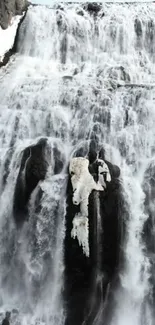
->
[71,214,89,257]
[69,157,106,257]
[69,157,104,217]
[0,15,22,63]
[97,159,111,188]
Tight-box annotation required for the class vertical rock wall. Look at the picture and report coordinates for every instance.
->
[0,0,28,29]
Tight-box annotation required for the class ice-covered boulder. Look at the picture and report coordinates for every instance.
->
[69,157,113,257]
[69,157,105,256]
[71,214,89,257]
[65,152,122,325]
[69,157,103,215]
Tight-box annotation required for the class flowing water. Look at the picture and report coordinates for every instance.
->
[0,2,155,325]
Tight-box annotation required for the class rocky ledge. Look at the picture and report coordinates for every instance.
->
[0,0,29,68]
[0,0,29,30]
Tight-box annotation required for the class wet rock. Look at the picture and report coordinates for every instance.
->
[64,175,92,325]
[76,8,84,17]
[53,144,64,174]
[0,0,28,30]
[55,4,64,11]
[60,31,68,64]
[142,162,155,309]
[83,3,102,15]
[143,162,155,252]
[101,96,111,107]
[147,19,154,42]
[119,66,130,82]
[73,68,79,76]
[13,138,50,224]
[134,18,143,37]
[73,144,89,159]
[11,309,18,315]
[107,66,130,83]
[145,19,155,54]
[62,75,73,81]
[64,148,122,325]
[88,148,97,164]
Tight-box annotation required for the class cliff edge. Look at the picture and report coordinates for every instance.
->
[0,0,28,30]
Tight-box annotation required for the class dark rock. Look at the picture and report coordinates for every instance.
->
[143,161,155,249]
[119,66,130,82]
[0,0,29,30]
[105,161,120,179]
[145,19,155,54]
[64,151,123,325]
[89,139,100,156]
[83,3,102,15]
[53,144,64,174]
[55,5,64,11]
[73,68,79,76]
[142,162,155,310]
[62,76,73,81]
[0,9,28,68]
[134,18,143,37]
[64,176,92,325]
[60,31,68,64]
[13,138,50,224]
[76,9,84,17]
[11,309,18,315]
[73,142,89,159]
[88,148,97,164]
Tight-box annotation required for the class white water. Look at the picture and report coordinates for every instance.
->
[0,3,155,325]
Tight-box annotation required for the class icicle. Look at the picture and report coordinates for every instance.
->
[71,213,89,257]
[69,157,106,257]
[69,157,103,216]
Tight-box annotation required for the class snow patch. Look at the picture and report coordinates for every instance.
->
[69,157,106,257]
[69,157,103,217]
[0,15,22,63]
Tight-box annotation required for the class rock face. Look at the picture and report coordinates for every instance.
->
[83,3,103,16]
[13,138,50,224]
[143,162,155,312]
[0,0,28,29]
[64,147,123,325]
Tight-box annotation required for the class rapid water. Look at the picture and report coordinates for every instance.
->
[0,2,155,325]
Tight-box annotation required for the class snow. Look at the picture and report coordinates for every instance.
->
[71,214,89,257]
[69,157,104,217]
[69,157,110,257]
[0,15,22,63]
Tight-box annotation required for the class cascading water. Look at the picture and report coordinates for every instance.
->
[0,2,155,325]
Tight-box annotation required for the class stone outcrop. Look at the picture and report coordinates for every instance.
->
[0,0,28,30]
[82,3,103,16]
[64,146,123,325]
[13,138,50,224]
[13,139,65,225]
[143,162,155,312]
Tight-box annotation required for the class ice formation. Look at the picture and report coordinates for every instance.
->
[71,214,89,257]
[69,157,104,217]
[97,159,111,189]
[69,157,107,257]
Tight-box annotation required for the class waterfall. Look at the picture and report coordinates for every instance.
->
[0,2,155,325]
